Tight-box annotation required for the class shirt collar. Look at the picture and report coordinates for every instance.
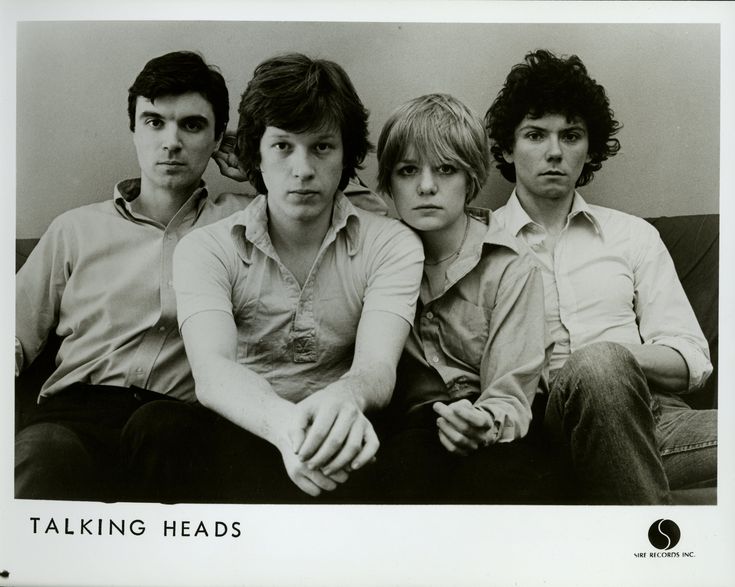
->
[230,191,361,264]
[113,178,210,221]
[503,189,603,237]
[467,206,520,253]
[437,207,519,295]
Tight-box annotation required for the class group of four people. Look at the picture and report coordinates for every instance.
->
[15,48,717,505]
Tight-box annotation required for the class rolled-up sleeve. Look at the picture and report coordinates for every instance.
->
[633,225,712,392]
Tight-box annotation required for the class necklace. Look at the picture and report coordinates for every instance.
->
[424,215,470,266]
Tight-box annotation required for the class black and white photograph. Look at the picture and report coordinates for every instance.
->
[2,1,734,586]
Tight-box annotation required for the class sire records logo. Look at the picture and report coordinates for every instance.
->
[648,519,681,550]
[633,519,695,559]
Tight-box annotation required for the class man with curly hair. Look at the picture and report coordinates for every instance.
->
[487,50,717,504]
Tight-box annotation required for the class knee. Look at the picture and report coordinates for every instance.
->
[121,400,202,451]
[551,342,651,417]
[15,423,93,499]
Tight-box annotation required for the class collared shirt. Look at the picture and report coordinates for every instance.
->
[395,208,550,442]
[494,191,712,392]
[173,191,423,403]
[16,179,389,403]
[15,179,252,402]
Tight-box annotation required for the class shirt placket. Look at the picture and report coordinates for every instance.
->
[126,220,185,389]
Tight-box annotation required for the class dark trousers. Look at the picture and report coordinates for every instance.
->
[124,400,321,504]
[342,394,574,504]
[15,383,176,502]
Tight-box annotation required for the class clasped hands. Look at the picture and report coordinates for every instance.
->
[433,398,498,456]
[278,385,379,497]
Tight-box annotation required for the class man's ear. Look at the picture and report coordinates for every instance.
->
[502,150,514,164]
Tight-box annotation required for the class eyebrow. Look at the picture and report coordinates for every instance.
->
[137,111,210,125]
[267,130,339,140]
[519,123,587,133]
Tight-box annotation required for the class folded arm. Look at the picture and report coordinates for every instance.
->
[435,263,550,455]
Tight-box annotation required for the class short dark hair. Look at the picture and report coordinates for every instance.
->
[128,51,229,139]
[235,53,372,193]
[485,49,621,187]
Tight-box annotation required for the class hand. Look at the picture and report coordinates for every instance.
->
[279,445,350,497]
[289,386,380,477]
[212,131,248,182]
[433,399,497,456]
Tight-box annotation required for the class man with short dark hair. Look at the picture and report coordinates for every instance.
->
[487,49,717,504]
[135,53,424,503]
[14,51,250,501]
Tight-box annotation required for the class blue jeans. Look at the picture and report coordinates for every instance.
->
[544,342,717,504]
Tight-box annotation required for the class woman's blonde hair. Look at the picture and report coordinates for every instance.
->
[377,93,490,203]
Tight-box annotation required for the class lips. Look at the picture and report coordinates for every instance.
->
[541,170,565,176]
[158,161,186,166]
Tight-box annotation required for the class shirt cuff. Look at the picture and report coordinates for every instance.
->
[654,337,713,392]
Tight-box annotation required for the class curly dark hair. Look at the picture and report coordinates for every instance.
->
[235,53,373,194]
[485,49,621,187]
[128,51,229,139]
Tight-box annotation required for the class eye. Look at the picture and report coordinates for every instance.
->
[145,118,164,129]
[437,164,458,175]
[563,132,582,143]
[182,119,206,132]
[314,142,334,153]
[525,131,543,141]
[395,164,419,177]
[273,142,291,151]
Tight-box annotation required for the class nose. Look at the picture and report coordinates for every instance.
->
[291,147,315,180]
[162,125,182,152]
[417,168,438,195]
[545,134,562,160]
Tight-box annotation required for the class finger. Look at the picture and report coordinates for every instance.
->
[436,417,478,453]
[307,409,359,470]
[293,474,322,497]
[305,468,340,493]
[321,419,365,475]
[220,133,237,152]
[296,403,339,461]
[438,427,469,456]
[288,407,312,454]
[324,468,350,484]
[434,403,473,436]
[349,425,380,471]
[452,401,491,428]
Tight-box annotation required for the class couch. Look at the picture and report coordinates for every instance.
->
[13,213,720,501]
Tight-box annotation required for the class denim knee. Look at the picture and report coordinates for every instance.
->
[551,342,650,411]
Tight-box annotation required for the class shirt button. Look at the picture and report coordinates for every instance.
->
[136,367,144,373]
[432,356,440,364]
[158,326,166,332]
[426,312,434,320]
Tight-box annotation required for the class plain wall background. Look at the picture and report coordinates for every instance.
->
[16,21,720,237]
